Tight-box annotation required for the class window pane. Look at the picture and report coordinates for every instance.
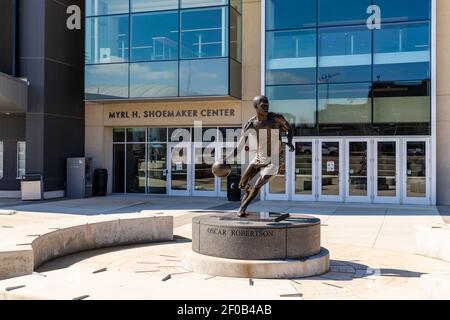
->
[131,0,178,12]
[181,7,228,59]
[113,128,125,142]
[130,61,178,98]
[266,85,317,136]
[86,15,130,64]
[148,129,168,142]
[319,26,372,83]
[180,58,228,96]
[127,128,146,142]
[147,143,167,194]
[318,83,372,135]
[181,0,227,8]
[319,0,372,27]
[375,0,431,23]
[85,64,129,99]
[406,141,427,198]
[126,144,146,193]
[230,7,242,62]
[266,29,316,85]
[113,144,125,193]
[86,0,129,16]
[374,22,430,82]
[131,11,179,62]
[266,0,317,30]
[373,81,430,135]
[295,142,313,195]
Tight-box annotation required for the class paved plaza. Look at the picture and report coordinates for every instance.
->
[0,195,449,300]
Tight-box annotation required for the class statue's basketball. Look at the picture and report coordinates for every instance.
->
[212,162,231,178]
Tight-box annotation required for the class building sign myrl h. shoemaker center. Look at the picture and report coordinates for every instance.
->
[103,101,242,127]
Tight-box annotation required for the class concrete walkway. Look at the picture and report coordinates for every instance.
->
[0,195,448,299]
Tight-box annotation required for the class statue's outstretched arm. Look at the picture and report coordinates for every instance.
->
[276,115,295,152]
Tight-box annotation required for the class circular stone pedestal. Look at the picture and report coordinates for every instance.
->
[192,213,322,260]
[184,212,330,279]
[183,248,330,279]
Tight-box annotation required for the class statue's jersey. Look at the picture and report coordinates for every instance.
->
[244,112,286,177]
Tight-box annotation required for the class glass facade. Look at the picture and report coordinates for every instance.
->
[112,127,241,194]
[86,1,242,100]
[265,0,432,136]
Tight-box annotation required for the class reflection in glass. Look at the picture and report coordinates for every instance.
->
[131,11,179,62]
[85,64,129,99]
[377,142,397,197]
[180,59,228,96]
[195,147,216,192]
[131,0,178,12]
[321,142,339,196]
[266,29,316,85]
[266,85,316,136]
[86,15,130,64]
[171,146,188,191]
[181,7,228,59]
[295,142,313,195]
[406,142,426,198]
[181,0,227,8]
[86,0,129,16]
[266,0,317,30]
[148,129,167,142]
[127,128,146,142]
[374,22,430,82]
[113,144,125,193]
[230,7,242,62]
[373,81,430,135]
[147,144,167,194]
[126,144,146,193]
[319,26,372,83]
[318,82,372,135]
[348,142,368,197]
[130,62,178,98]
[374,0,431,23]
[113,128,125,142]
[319,0,371,27]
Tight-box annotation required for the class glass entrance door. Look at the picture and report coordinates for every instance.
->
[318,140,343,202]
[147,143,167,194]
[291,140,316,201]
[403,139,430,205]
[168,142,191,196]
[126,144,146,194]
[374,140,400,204]
[346,139,371,202]
[265,144,289,201]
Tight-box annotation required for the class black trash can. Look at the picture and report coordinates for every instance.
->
[227,173,241,202]
[93,169,108,197]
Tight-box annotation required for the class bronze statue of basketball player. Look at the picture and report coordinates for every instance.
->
[228,95,295,217]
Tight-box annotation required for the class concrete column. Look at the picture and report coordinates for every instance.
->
[436,0,450,204]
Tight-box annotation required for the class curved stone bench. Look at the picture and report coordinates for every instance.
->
[0,214,173,280]
[416,224,450,262]
[416,224,450,299]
